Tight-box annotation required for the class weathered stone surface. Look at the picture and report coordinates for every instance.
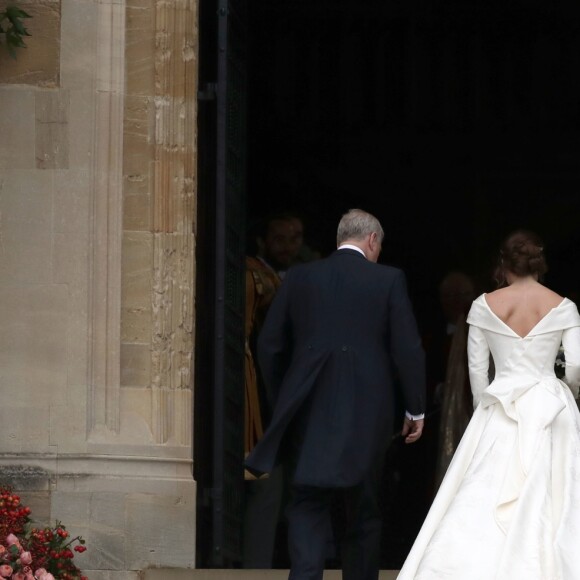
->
[35,89,69,169]
[125,490,196,569]
[0,465,51,489]
[0,89,35,169]
[121,344,152,387]
[83,573,139,580]
[59,0,97,89]
[0,0,199,574]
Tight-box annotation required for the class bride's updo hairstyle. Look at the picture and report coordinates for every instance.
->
[493,229,548,288]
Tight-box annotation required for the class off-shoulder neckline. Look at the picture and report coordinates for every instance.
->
[481,294,568,339]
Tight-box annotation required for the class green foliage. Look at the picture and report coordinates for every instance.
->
[0,5,32,59]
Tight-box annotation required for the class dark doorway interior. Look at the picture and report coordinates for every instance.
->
[247,0,580,295]
[244,0,580,569]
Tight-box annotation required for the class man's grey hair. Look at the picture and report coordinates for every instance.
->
[336,208,384,246]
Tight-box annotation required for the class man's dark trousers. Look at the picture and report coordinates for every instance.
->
[286,455,384,580]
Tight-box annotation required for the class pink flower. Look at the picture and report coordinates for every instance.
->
[0,564,13,578]
[20,551,32,565]
[12,572,26,580]
[0,545,5,555]
[34,570,55,580]
[5,534,20,547]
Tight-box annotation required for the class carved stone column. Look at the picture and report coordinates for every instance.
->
[115,0,197,451]
[150,0,197,445]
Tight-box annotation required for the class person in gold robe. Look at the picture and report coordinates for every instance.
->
[242,212,310,568]
[244,255,282,473]
[433,271,477,490]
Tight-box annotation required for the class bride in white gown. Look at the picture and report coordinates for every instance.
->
[397,229,580,580]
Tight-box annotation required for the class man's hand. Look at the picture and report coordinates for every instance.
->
[401,416,424,444]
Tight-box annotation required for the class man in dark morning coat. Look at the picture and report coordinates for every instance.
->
[244,208,426,580]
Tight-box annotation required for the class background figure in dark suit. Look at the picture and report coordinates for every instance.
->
[242,212,305,568]
[243,210,323,568]
[245,208,427,580]
[255,210,308,280]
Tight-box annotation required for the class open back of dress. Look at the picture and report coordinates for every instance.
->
[397,294,580,580]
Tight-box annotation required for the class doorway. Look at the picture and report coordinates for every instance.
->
[246,0,580,296]
[243,0,580,568]
[196,0,580,569]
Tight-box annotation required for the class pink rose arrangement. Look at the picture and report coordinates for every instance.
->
[0,486,88,580]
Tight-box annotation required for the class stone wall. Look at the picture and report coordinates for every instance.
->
[0,0,199,577]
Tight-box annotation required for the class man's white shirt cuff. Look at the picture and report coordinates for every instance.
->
[405,411,425,421]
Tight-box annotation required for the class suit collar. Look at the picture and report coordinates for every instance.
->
[337,243,366,258]
[334,247,368,260]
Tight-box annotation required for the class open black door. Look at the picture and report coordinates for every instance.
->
[195,0,248,568]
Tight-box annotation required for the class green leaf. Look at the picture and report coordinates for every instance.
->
[6,6,32,19]
[0,4,33,57]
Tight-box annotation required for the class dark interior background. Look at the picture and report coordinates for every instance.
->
[243,0,580,567]
[246,0,580,324]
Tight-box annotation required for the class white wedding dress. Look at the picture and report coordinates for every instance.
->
[397,294,580,580]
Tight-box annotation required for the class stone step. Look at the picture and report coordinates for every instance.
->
[143,570,399,580]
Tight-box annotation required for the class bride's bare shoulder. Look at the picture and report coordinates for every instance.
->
[485,284,563,310]
[483,287,511,307]
[528,283,564,306]
[539,286,565,308]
